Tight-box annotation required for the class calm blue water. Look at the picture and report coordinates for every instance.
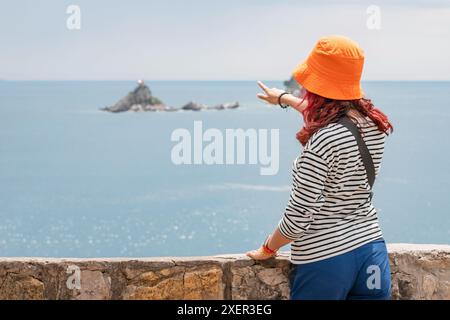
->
[0,80,449,257]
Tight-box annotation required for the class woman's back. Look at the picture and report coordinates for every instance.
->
[281,116,387,264]
[251,35,393,299]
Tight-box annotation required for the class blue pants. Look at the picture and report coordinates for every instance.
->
[289,239,391,300]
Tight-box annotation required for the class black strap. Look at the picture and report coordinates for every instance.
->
[338,116,376,199]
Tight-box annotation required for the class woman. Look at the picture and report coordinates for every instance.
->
[246,35,394,300]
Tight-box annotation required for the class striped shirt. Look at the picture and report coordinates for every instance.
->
[278,116,387,264]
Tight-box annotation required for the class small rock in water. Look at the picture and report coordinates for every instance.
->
[210,102,239,110]
[181,101,207,111]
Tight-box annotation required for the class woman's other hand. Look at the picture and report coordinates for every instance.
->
[246,246,277,260]
[256,81,286,105]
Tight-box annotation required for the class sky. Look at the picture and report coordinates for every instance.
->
[1,0,450,80]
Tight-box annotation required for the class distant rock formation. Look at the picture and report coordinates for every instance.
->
[100,81,176,112]
[101,80,239,113]
[283,76,302,97]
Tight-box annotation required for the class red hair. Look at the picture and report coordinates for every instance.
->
[296,91,394,146]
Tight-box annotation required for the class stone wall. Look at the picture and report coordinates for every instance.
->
[0,244,448,300]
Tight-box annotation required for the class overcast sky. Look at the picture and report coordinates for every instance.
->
[1,0,450,80]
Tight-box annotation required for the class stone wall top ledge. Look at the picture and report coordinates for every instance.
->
[0,252,292,263]
[387,243,450,253]
[0,244,448,263]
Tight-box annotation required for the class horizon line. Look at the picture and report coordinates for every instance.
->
[2,79,450,82]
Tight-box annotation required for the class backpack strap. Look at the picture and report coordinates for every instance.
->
[338,116,376,199]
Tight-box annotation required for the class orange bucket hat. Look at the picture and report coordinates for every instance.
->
[292,35,365,100]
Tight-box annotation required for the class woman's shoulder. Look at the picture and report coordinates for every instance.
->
[305,121,346,151]
[305,116,382,154]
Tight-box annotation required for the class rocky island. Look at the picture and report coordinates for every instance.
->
[101,80,239,113]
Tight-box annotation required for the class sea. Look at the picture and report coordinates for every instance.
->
[0,80,449,257]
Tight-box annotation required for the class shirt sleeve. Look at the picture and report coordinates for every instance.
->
[278,149,329,241]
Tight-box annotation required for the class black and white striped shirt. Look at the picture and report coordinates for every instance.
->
[278,116,387,264]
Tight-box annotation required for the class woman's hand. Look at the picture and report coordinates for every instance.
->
[256,81,286,105]
[246,234,279,260]
[246,229,292,261]
[246,246,277,260]
[256,80,308,113]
